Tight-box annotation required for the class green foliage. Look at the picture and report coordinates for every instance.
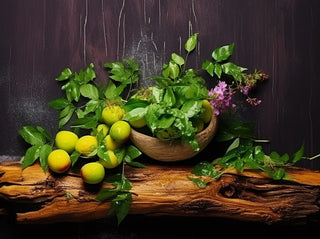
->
[190,135,307,188]
[47,59,140,132]
[215,120,255,142]
[202,42,247,80]
[49,63,101,129]
[185,33,198,52]
[19,126,52,171]
[95,173,133,225]
[124,35,209,151]
[104,58,139,100]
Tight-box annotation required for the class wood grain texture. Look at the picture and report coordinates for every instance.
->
[1,161,320,224]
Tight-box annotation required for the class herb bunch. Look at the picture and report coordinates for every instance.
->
[123,34,262,151]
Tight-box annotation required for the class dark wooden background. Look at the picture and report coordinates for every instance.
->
[1,0,320,237]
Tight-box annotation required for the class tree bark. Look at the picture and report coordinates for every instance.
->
[0,161,319,224]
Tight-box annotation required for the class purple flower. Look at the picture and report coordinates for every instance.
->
[209,81,236,115]
[240,85,251,95]
[246,97,262,106]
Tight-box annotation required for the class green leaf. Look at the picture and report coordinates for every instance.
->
[69,80,81,102]
[22,145,42,169]
[168,61,180,79]
[83,63,96,83]
[80,84,99,100]
[56,68,72,81]
[124,145,144,168]
[292,143,305,164]
[97,144,110,163]
[123,98,149,112]
[180,100,202,118]
[114,148,126,164]
[62,80,81,102]
[58,105,75,129]
[105,60,139,86]
[105,174,132,191]
[191,161,222,179]
[226,138,240,154]
[152,87,164,103]
[83,99,101,115]
[188,177,207,189]
[163,87,176,107]
[104,62,125,75]
[214,63,222,78]
[185,33,198,52]
[212,43,234,62]
[76,108,85,118]
[215,120,255,142]
[70,151,81,166]
[202,60,214,77]
[270,151,280,161]
[173,115,195,139]
[152,76,173,88]
[48,97,70,110]
[215,130,235,142]
[95,188,118,201]
[19,126,46,146]
[39,144,52,172]
[162,65,170,78]
[280,153,290,163]
[271,168,286,180]
[120,176,132,191]
[105,81,127,100]
[123,107,147,122]
[36,126,52,142]
[221,62,247,80]
[71,117,98,129]
[112,192,132,225]
[156,114,176,129]
[233,158,245,172]
[124,58,139,72]
[124,145,142,160]
[171,53,185,66]
[254,146,265,162]
[105,80,117,99]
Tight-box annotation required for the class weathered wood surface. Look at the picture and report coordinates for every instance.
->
[1,161,319,224]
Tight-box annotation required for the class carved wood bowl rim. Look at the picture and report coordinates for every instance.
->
[130,114,218,162]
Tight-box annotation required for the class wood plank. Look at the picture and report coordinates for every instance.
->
[0,161,319,224]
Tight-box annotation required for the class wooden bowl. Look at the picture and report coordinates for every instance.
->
[130,114,218,162]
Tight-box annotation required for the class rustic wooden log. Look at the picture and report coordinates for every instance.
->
[0,161,320,224]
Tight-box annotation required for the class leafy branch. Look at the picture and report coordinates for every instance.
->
[95,173,133,225]
[189,119,318,188]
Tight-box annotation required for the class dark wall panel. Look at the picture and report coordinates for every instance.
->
[1,0,320,170]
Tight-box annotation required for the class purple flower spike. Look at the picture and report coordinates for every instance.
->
[209,81,235,116]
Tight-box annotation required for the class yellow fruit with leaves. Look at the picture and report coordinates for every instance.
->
[202,100,213,124]
[99,150,121,169]
[47,149,71,173]
[105,135,121,151]
[96,124,109,137]
[129,117,147,128]
[109,121,131,143]
[81,162,105,184]
[101,105,124,126]
[55,131,78,154]
[75,135,98,157]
